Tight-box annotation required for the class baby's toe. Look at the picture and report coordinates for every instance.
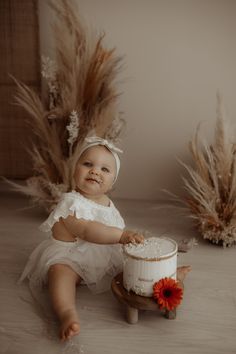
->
[67,323,80,339]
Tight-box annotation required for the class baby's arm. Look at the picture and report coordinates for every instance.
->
[58,215,144,244]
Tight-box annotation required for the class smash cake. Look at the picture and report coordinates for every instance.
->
[123,237,178,297]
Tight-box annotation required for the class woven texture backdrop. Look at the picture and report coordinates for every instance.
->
[0,0,40,178]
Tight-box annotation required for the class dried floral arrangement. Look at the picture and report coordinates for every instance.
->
[11,0,125,212]
[169,93,236,247]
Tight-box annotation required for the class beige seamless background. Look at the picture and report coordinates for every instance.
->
[39,0,236,200]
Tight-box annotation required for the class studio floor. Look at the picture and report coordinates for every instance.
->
[0,184,235,354]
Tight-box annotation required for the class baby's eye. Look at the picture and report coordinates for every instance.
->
[102,167,110,173]
[83,161,92,167]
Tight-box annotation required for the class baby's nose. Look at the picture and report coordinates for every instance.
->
[90,168,99,175]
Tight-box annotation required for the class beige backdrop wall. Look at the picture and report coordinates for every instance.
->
[38,0,236,200]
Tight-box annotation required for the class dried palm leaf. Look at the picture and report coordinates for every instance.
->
[178,93,236,247]
[11,0,124,211]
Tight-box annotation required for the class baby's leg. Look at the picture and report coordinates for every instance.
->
[48,263,81,341]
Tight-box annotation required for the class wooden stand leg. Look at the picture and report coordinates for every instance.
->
[165,308,176,319]
[126,305,139,324]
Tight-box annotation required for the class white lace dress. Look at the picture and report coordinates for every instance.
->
[20,191,125,293]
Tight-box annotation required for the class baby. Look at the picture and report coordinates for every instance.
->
[20,137,144,341]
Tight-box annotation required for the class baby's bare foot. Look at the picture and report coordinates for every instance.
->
[177,265,191,283]
[60,309,80,341]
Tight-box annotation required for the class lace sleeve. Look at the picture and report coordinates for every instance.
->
[39,193,94,232]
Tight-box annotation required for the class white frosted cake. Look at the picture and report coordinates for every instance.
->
[123,237,177,297]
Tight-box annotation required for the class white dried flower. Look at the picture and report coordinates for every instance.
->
[41,56,57,81]
[105,113,125,143]
[41,56,60,109]
[67,110,80,155]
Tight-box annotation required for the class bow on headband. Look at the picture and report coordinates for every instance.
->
[84,136,123,154]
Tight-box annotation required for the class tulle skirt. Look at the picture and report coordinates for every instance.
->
[19,237,123,294]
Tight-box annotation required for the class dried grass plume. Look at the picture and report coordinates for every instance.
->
[11,0,125,212]
[177,92,236,247]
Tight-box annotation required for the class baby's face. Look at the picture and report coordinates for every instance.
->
[74,145,117,197]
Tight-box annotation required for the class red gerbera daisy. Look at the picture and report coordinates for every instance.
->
[153,277,183,311]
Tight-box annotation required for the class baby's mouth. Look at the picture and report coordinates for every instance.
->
[86,178,101,184]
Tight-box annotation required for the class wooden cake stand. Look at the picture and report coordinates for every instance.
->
[111,272,181,324]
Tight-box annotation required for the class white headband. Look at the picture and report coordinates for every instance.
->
[78,136,123,182]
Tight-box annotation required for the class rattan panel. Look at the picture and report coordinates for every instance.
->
[0,0,40,178]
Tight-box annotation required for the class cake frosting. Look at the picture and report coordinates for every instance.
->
[123,237,177,297]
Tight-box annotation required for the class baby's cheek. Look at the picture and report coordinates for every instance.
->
[103,179,113,191]
[110,174,116,183]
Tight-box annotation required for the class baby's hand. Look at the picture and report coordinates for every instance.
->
[119,230,144,244]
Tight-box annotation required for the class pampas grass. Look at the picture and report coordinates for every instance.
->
[11,0,125,211]
[178,93,236,247]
